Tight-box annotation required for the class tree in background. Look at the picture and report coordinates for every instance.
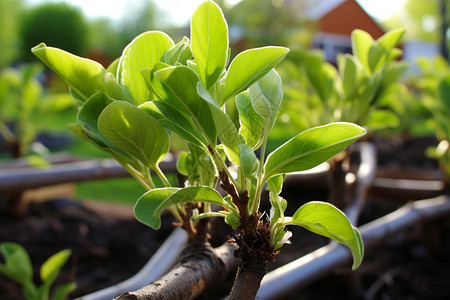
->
[19,2,88,61]
[383,0,450,59]
[0,0,24,68]
[384,0,440,42]
[218,0,316,54]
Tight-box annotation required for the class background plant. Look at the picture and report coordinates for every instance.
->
[0,242,75,300]
[275,28,407,208]
[33,1,365,298]
[426,75,450,185]
[0,64,73,163]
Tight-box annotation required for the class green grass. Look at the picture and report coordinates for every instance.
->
[75,174,179,205]
[76,177,146,205]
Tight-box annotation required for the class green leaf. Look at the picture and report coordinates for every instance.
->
[51,282,77,300]
[381,62,408,87]
[438,75,450,110]
[365,109,399,131]
[239,144,259,178]
[154,186,225,217]
[106,57,120,75]
[74,93,135,160]
[289,201,364,270]
[140,101,206,147]
[154,66,217,144]
[266,174,284,196]
[176,151,189,176]
[191,0,229,89]
[118,31,174,105]
[264,123,365,180]
[78,92,114,138]
[219,46,289,105]
[338,54,358,100]
[249,69,283,132]
[32,43,105,101]
[98,101,169,168]
[104,73,132,102]
[40,249,71,286]
[164,36,193,65]
[140,62,171,100]
[299,51,335,103]
[236,92,265,149]
[352,29,374,73]
[197,82,242,162]
[378,28,405,52]
[0,242,33,285]
[367,44,385,73]
[134,188,179,229]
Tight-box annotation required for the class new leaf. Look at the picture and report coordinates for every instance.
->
[118,31,174,105]
[288,201,364,270]
[98,101,169,169]
[191,0,229,89]
[264,122,365,180]
[32,43,105,102]
[218,46,289,105]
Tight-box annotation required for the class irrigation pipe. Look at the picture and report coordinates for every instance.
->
[256,195,450,300]
[0,158,177,192]
[76,227,188,300]
[346,142,377,224]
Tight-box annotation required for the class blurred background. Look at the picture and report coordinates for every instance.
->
[0,0,448,206]
[0,0,446,68]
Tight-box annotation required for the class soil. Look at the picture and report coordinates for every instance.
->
[1,136,449,300]
[0,199,173,300]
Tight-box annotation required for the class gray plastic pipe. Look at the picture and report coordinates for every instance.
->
[256,196,450,300]
[76,227,188,300]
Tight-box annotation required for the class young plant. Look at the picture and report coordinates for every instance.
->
[32,1,365,298]
[0,242,76,300]
[426,75,450,189]
[277,28,407,207]
[0,64,73,164]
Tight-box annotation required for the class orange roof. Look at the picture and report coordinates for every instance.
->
[318,0,385,38]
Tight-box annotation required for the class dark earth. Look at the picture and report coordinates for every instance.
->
[1,136,449,300]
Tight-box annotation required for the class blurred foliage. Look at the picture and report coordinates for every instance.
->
[0,0,24,68]
[87,0,164,61]
[19,2,88,61]
[384,0,441,42]
[0,64,74,162]
[218,0,316,53]
[273,29,407,143]
[408,56,450,178]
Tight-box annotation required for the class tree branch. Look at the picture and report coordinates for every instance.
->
[114,240,238,300]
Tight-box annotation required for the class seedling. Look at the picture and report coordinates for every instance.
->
[0,64,73,164]
[426,75,450,187]
[0,242,76,300]
[277,28,407,208]
[32,1,365,297]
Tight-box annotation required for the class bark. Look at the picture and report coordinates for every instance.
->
[228,258,266,300]
[114,240,238,300]
[219,170,277,300]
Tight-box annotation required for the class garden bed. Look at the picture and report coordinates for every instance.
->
[0,137,448,299]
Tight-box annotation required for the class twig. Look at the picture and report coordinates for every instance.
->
[114,241,238,300]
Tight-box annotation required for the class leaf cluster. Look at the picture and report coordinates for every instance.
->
[0,242,75,300]
[278,29,408,135]
[32,0,365,270]
[406,56,450,179]
[0,64,73,163]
